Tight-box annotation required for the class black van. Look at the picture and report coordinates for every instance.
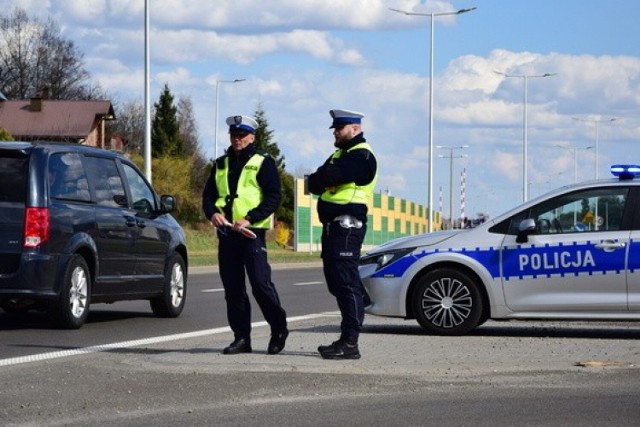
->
[0,141,188,328]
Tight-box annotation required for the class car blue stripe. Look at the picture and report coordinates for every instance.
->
[372,238,636,281]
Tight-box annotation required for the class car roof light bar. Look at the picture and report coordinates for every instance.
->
[610,164,640,180]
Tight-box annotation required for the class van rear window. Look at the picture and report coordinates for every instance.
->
[0,155,28,202]
[49,152,91,202]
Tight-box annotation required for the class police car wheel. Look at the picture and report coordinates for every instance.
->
[412,268,483,336]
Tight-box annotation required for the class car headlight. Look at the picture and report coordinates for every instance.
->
[360,247,415,272]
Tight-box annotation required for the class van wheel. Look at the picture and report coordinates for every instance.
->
[150,253,186,318]
[51,254,91,329]
[412,268,483,336]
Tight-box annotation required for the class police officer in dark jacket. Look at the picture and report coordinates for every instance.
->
[202,115,288,355]
[308,109,378,359]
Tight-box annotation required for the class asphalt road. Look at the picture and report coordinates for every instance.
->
[1,264,640,426]
[0,264,330,360]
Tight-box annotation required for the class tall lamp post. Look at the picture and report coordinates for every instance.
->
[554,144,593,183]
[494,71,556,202]
[572,116,617,179]
[390,6,476,232]
[144,0,151,182]
[437,145,468,229]
[214,78,246,159]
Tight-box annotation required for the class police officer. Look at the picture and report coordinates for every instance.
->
[308,109,378,359]
[202,114,288,355]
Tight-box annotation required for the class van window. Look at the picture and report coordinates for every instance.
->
[0,154,28,203]
[122,163,156,215]
[84,156,126,207]
[48,153,91,202]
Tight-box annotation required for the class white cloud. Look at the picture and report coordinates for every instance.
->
[4,0,640,217]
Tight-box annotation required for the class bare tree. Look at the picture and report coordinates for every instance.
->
[177,96,200,158]
[177,96,207,190]
[0,7,98,100]
[108,99,145,154]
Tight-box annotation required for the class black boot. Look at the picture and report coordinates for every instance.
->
[267,330,289,355]
[319,337,360,360]
[222,338,252,355]
[317,340,341,354]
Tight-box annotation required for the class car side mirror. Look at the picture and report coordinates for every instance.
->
[160,195,176,213]
[516,218,536,243]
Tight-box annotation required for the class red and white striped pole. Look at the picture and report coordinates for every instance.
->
[460,167,466,222]
[439,186,443,229]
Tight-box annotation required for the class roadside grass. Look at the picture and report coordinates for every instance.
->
[185,228,321,267]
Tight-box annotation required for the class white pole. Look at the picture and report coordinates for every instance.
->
[494,71,556,201]
[389,7,476,232]
[144,0,152,182]
[523,75,528,201]
[428,13,434,232]
[214,80,220,160]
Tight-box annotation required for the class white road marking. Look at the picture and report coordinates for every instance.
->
[0,312,338,368]
[203,281,323,291]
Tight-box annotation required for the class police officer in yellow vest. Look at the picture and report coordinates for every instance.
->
[308,109,378,359]
[202,115,288,355]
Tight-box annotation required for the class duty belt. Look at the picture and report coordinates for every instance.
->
[333,215,363,229]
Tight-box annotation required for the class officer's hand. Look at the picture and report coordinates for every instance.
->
[211,213,227,228]
[233,218,251,231]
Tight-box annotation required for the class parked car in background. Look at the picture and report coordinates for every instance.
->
[0,141,188,328]
[360,165,640,335]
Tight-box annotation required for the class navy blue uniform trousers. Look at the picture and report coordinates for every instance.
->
[218,228,287,341]
[321,221,367,340]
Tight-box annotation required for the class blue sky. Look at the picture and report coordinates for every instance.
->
[4,0,640,220]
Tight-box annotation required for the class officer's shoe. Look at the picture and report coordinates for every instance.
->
[267,330,289,355]
[222,338,252,355]
[319,339,361,360]
[317,340,341,354]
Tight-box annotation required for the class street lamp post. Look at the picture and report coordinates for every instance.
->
[494,71,555,202]
[437,145,468,229]
[554,144,593,183]
[390,6,476,232]
[555,144,593,228]
[572,116,617,179]
[214,78,246,159]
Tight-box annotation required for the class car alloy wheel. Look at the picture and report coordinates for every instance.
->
[150,253,187,317]
[412,268,483,336]
[51,254,91,329]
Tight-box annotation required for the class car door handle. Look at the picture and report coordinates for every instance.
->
[136,219,146,229]
[594,240,626,252]
[124,216,137,227]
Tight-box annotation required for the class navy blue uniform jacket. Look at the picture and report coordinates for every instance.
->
[202,144,281,225]
[307,133,377,224]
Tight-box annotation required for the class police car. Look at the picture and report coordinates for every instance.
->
[359,165,640,335]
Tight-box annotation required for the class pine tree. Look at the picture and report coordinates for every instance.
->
[151,84,184,157]
[253,103,284,169]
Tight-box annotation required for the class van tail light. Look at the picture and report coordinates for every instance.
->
[24,207,50,248]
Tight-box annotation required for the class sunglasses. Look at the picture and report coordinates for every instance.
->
[230,132,251,138]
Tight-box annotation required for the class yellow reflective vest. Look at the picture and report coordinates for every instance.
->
[320,142,378,205]
[214,154,271,228]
